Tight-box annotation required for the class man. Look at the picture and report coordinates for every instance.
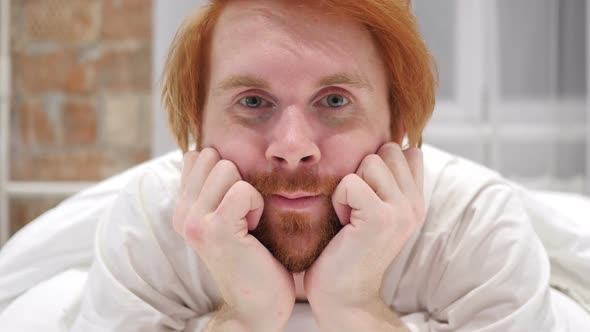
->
[72,0,559,331]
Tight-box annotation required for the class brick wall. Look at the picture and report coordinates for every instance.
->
[8,0,153,235]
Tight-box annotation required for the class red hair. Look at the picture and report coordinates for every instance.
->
[162,0,438,152]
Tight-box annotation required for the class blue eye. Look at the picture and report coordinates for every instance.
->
[239,96,270,108]
[320,94,349,108]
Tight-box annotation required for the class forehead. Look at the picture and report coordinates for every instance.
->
[208,0,385,86]
[214,0,359,38]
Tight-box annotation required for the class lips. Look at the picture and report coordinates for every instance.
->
[270,192,322,211]
[276,192,318,199]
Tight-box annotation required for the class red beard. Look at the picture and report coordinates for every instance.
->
[246,169,342,273]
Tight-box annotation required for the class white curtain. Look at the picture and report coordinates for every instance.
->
[416,0,588,194]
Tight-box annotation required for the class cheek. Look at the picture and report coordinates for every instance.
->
[319,110,391,176]
[202,126,266,175]
[320,131,384,175]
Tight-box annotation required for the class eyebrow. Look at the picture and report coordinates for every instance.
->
[316,73,373,91]
[214,75,270,95]
[213,72,373,96]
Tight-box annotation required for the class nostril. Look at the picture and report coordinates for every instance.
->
[268,151,320,167]
[301,155,313,163]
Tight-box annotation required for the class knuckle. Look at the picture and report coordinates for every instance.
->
[405,147,423,159]
[215,159,240,177]
[340,173,360,188]
[388,142,402,150]
[343,173,360,183]
[223,180,245,200]
[199,147,220,163]
[358,155,386,179]
[232,180,251,193]
[362,154,381,166]
[227,180,257,203]
[184,214,211,244]
[378,142,400,155]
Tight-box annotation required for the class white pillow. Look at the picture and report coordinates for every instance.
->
[522,189,590,313]
[0,269,87,332]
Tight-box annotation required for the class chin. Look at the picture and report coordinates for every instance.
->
[272,232,331,273]
[250,209,342,273]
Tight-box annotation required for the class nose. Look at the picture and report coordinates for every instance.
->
[265,107,321,170]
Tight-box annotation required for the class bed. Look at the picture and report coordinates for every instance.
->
[0,147,589,331]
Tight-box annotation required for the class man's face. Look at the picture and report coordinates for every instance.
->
[201,0,392,272]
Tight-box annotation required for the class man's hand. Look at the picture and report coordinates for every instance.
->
[173,148,295,332]
[304,143,425,331]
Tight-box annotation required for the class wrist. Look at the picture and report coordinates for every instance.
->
[207,304,290,332]
[309,297,408,332]
[307,290,379,319]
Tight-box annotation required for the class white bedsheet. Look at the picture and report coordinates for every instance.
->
[0,268,587,332]
[0,147,589,330]
[524,190,590,312]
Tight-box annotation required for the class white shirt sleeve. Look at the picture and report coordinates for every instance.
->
[71,168,220,332]
[399,184,559,331]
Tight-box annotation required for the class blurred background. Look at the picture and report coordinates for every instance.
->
[0,0,588,246]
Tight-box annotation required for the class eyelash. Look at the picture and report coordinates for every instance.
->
[236,89,353,110]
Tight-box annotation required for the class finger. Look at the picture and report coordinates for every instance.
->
[377,143,420,201]
[403,148,424,196]
[196,159,242,213]
[215,181,265,232]
[332,174,380,226]
[185,148,221,201]
[180,151,199,193]
[174,150,201,234]
[356,154,402,202]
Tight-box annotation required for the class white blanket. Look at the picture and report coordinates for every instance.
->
[0,146,589,330]
[0,269,587,331]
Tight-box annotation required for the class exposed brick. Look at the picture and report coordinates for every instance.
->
[10,148,111,181]
[13,49,96,95]
[17,100,58,145]
[97,46,152,92]
[103,94,151,147]
[9,196,66,235]
[63,100,98,144]
[8,146,153,181]
[8,0,155,219]
[102,0,152,41]
[99,149,143,176]
[21,0,101,44]
[13,50,71,95]
[64,63,97,94]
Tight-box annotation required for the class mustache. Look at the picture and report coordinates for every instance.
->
[244,169,341,197]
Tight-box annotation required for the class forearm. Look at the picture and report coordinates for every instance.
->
[204,310,246,332]
[313,299,409,332]
[204,304,287,332]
